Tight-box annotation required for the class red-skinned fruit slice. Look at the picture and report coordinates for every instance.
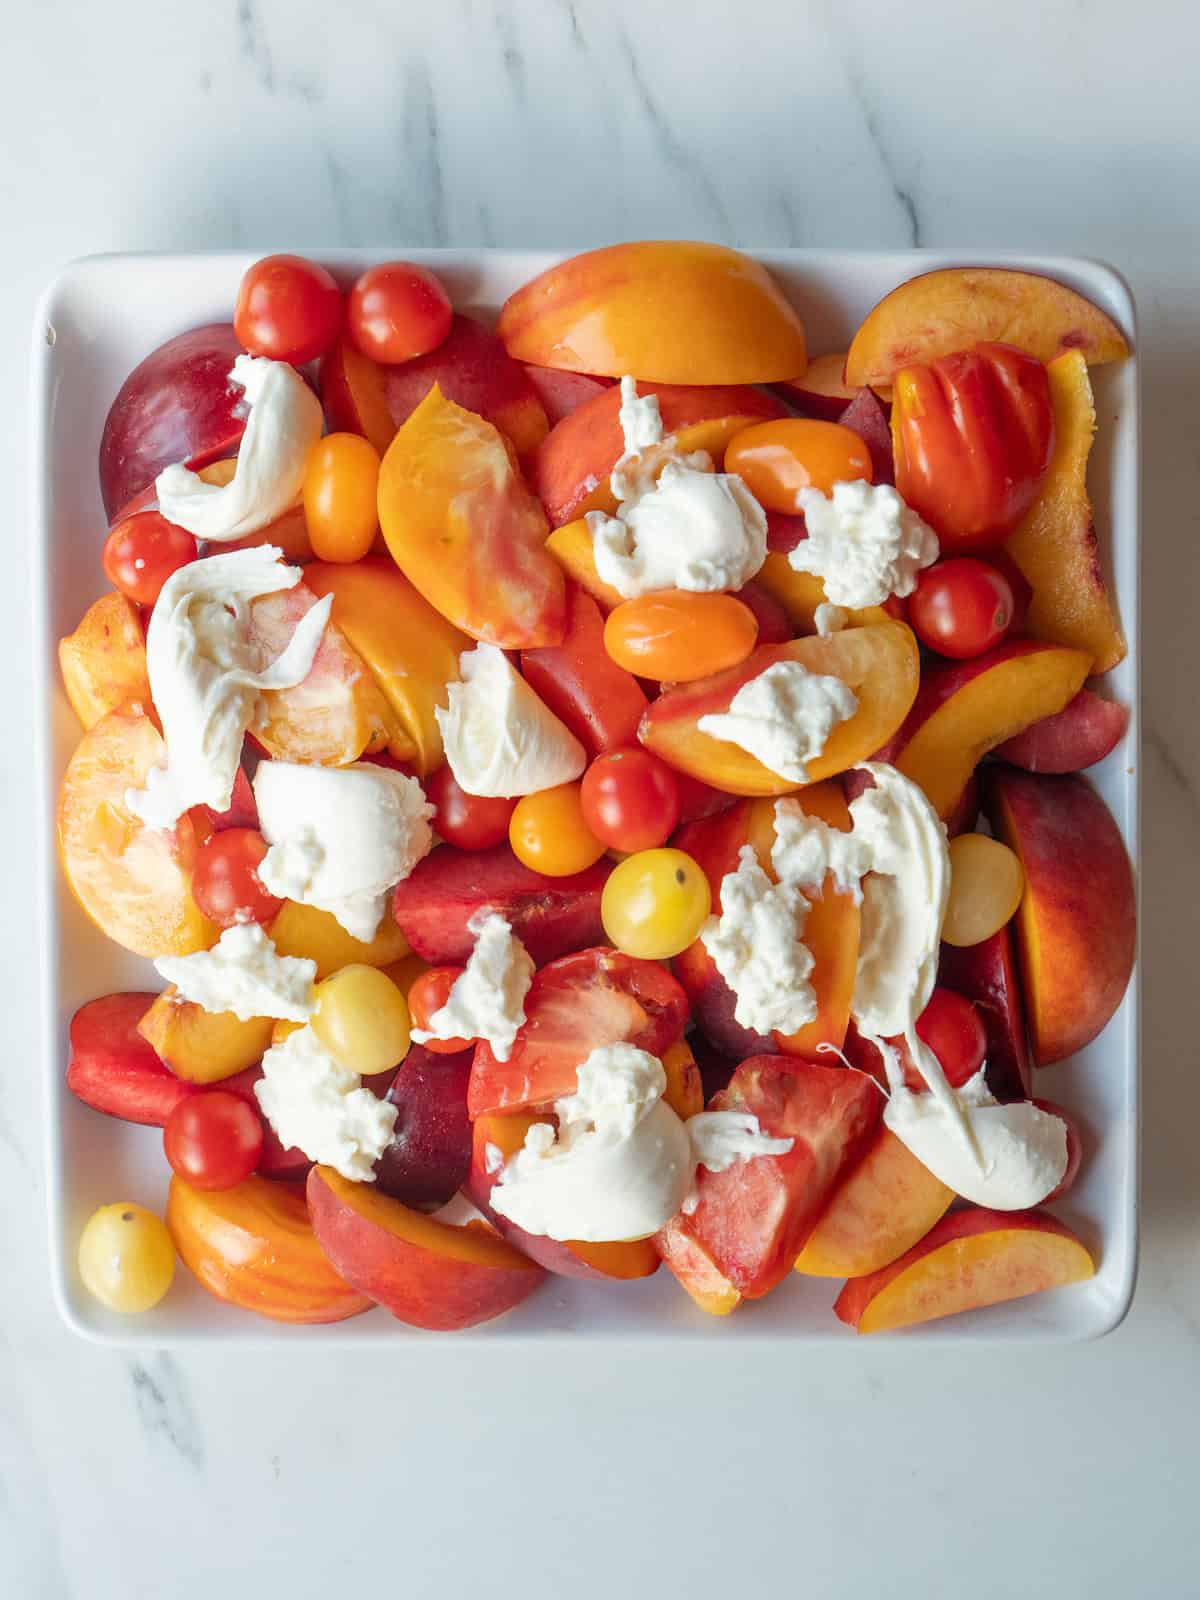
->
[66,993,200,1127]
[373,1044,474,1212]
[520,583,648,758]
[993,687,1129,774]
[521,365,614,423]
[734,580,792,645]
[837,388,895,485]
[938,926,1033,1102]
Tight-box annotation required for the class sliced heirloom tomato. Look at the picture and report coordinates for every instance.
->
[378,385,566,649]
[467,947,689,1118]
[58,592,150,731]
[521,582,648,757]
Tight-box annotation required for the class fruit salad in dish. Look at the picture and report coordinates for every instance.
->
[58,244,1136,1335]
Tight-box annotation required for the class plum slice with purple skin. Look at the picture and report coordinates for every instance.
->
[373,1044,474,1212]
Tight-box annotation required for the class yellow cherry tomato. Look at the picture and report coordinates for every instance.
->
[943,833,1025,948]
[78,1203,176,1314]
[601,848,712,960]
[310,963,412,1076]
[509,782,607,877]
[302,432,381,563]
[604,590,759,682]
[725,418,873,513]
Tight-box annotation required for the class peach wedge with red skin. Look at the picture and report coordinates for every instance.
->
[498,241,808,385]
[318,333,396,457]
[844,268,1129,389]
[775,352,861,420]
[58,592,150,731]
[307,1165,544,1331]
[994,687,1129,774]
[833,1207,1095,1335]
[937,925,1032,1103]
[640,623,920,797]
[985,768,1135,1066]
[137,988,275,1085]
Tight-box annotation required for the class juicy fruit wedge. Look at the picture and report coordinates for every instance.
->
[522,365,613,423]
[833,1206,1095,1334]
[67,992,200,1126]
[167,1174,372,1325]
[267,899,410,983]
[775,352,861,420]
[520,583,647,758]
[749,553,893,635]
[893,640,1092,820]
[137,987,275,1084]
[938,926,1032,1103]
[378,384,566,650]
[57,706,219,958]
[319,334,396,457]
[993,686,1129,774]
[304,558,470,774]
[655,1215,742,1315]
[640,623,920,796]
[986,768,1135,1066]
[58,593,150,731]
[498,241,808,385]
[374,1044,474,1212]
[844,268,1130,388]
[545,519,633,614]
[1004,351,1126,673]
[307,1165,544,1331]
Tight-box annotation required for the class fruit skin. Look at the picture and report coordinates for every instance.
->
[993,687,1129,774]
[58,592,150,731]
[168,1174,373,1325]
[1004,350,1127,673]
[530,379,786,527]
[98,323,246,520]
[190,828,281,929]
[833,1206,1095,1334]
[306,1165,544,1331]
[937,927,1032,1102]
[640,623,920,796]
[78,1203,175,1314]
[302,433,380,564]
[837,389,895,486]
[655,1215,743,1314]
[520,583,648,758]
[67,993,200,1126]
[499,241,808,385]
[267,898,409,983]
[138,989,275,1085]
[672,1056,881,1299]
[392,843,610,967]
[844,267,1130,389]
[733,581,792,646]
[986,768,1135,1066]
[775,352,860,421]
[374,1044,474,1212]
[318,333,396,456]
[891,639,1092,821]
[521,365,613,422]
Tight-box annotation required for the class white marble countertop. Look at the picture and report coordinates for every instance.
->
[4,1,1198,1594]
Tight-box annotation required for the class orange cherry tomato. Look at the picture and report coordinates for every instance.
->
[407,966,471,1053]
[725,419,873,513]
[302,433,381,563]
[603,591,759,683]
[509,783,607,877]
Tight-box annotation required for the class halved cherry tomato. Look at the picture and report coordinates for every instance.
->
[426,765,516,851]
[603,591,759,683]
[908,987,987,1092]
[521,583,647,756]
[102,511,198,607]
[468,947,689,1116]
[407,967,471,1053]
[302,434,380,563]
[509,783,607,877]
[191,829,282,928]
[908,558,1015,660]
[724,418,873,513]
[234,254,343,366]
[892,341,1054,552]
[163,1091,264,1191]
[348,262,453,364]
[580,748,680,853]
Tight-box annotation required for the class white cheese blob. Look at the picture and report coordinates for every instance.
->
[255,760,434,943]
[789,480,939,608]
[435,643,586,798]
[699,846,817,1037]
[771,800,874,902]
[697,659,858,785]
[687,1110,794,1174]
[814,602,848,637]
[155,355,324,542]
[254,1023,397,1183]
[154,922,316,1021]
[489,1043,694,1242]
[127,547,331,830]
[411,912,533,1061]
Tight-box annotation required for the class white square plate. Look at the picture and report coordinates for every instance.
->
[31,249,1139,1344]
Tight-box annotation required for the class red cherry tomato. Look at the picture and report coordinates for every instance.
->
[908,987,987,1092]
[347,262,453,365]
[191,829,282,928]
[408,967,471,1054]
[102,511,198,607]
[908,558,1015,660]
[425,766,516,852]
[234,254,343,366]
[163,1091,264,1190]
[580,748,681,853]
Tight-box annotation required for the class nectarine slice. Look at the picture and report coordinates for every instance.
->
[319,334,396,457]
[655,1214,742,1315]
[267,899,410,983]
[775,352,861,420]
[640,623,920,796]
[993,686,1129,774]
[58,592,150,731]
[845,268,1130,388]
[833,1206,1095,1334]
[137,987,275,1084]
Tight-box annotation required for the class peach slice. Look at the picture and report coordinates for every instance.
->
[137,987,275,1084]
[775,352,861,420]
[530,380,785,527]
[378,384,566,650]
[844,268,1130,388]
[318,333,396,457]
[752,553,895,634]
[167,1174,373,1324]
[1004,351,1126,673]
[833,1206,1095,1334]
[499,242,807,385]
[892,640,1091,820]
[58,592,150,731]
[307,1165,544,1331]
[545,519,628,614]
[522,364,613,423]
[794,1128,953,1278]
[986,768,1135,1065]
[57,706,218,958]
[520,582,648,757]
[993,686,1129,774]
[303,558,470,774]
[655,1214,742,1316]
[267,899,409,983]
[640,622,920,796]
